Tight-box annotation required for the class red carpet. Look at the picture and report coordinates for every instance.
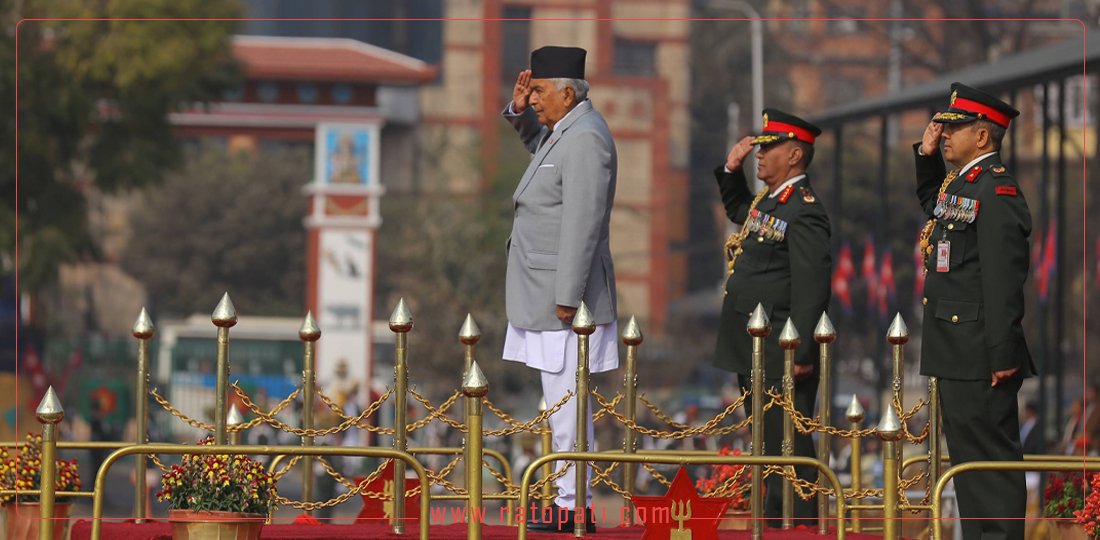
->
[71,520,884,539]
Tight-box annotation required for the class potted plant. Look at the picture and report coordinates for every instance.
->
[695,447,752,530]
[157,437,277,540]
[1072,472,1099,540]
[0,433,81,540]
[1044,471,1089,540]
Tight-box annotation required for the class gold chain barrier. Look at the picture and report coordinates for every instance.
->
[33,297,1013,537]
[592,389,751,438]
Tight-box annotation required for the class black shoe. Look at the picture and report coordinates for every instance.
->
[527,505,596,533]
[565,508,597,534]
[528,504,568,532]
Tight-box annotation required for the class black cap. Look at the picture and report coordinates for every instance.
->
[933,82,1020,128]
[530,46,587,80]
[750,108,822,146]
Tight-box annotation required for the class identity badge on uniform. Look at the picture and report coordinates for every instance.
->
[936,240,951,272]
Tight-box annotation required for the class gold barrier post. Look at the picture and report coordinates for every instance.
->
[463,361,489,540]
[886,314,909,415]
[572,302,595,538]
[459,314,480,374]
[131,308,154,522]
[36,386,64,540]
[538,397,553,508]
[227,405,244,446]
[927,377,941,493]
[746,303,771,540]
[389,298,413,535]
[844,395,865,533]
[211,293,238,445]
[877,402,903,540]
[298,311,321,515]
[620,316,642,526]
[778,319,800,530]
[813,312,836,535]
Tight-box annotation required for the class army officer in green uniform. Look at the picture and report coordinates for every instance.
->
[915,82,1033,540]
[714,109,831,525]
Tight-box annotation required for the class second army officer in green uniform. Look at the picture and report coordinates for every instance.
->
[915,82,1034,540]
[713,109,831,526]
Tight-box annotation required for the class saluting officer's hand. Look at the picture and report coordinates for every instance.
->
[513,70,533,113]
[920,121,943,156]
[991,367,1019,387]
[725,136,756,171]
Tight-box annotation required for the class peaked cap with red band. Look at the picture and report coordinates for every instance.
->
[750,108,822,147]
[932,82,1020,128]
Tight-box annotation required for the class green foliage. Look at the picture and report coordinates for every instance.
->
[2,1,242,292]
[119,143,308,317]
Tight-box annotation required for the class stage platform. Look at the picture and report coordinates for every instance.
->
[70,520,890,539]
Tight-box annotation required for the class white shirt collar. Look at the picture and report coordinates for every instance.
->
[960,152,997,177]
[769,174,806,198]
[552,99,588,132]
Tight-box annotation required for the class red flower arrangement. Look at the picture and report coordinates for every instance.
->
[156,437,277,515]
[1044,471,1086,519]
[695,447,751,511]
[1073,472,1100,539]
[0,433,81,504]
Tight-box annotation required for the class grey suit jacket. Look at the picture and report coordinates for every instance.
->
[503,99,618,332]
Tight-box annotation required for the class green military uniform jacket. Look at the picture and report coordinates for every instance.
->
[914,144,1035,380]
[713,166,832,377]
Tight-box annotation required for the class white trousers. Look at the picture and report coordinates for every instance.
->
[503,322,618,508]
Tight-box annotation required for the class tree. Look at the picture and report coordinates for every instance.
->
[120,143,308,317]
[372,123,530,396]
[3,0,242,293]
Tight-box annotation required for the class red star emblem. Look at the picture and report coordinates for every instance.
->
[632,466,730,540]
[353,460,419,524]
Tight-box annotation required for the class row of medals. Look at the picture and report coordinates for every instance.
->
[746,209,789,242]
[933,192,980,223]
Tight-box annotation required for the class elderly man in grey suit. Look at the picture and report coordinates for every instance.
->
[502,45,617,533]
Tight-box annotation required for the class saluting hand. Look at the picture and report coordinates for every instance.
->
[725,136,756,171]
[920,121,943,156]
[513,69,533,113]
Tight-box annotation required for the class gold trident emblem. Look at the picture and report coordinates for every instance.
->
[383,479,395,518]
[670,499,693,539]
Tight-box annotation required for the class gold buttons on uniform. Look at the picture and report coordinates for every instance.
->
[922,297,928,305]
[947,223,955,230]
[951,315,959,323]
[757,236,764,243]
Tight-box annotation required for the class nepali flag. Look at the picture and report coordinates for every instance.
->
[862,238,879,313]
[878,251,896,319]
[1037,221,1056,303]
[833,242,854,313]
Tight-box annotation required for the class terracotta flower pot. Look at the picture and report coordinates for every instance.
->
[168,509,265,540]
[3,502,72,540]
[717,508,752,530]
[1051,521,1091,540]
